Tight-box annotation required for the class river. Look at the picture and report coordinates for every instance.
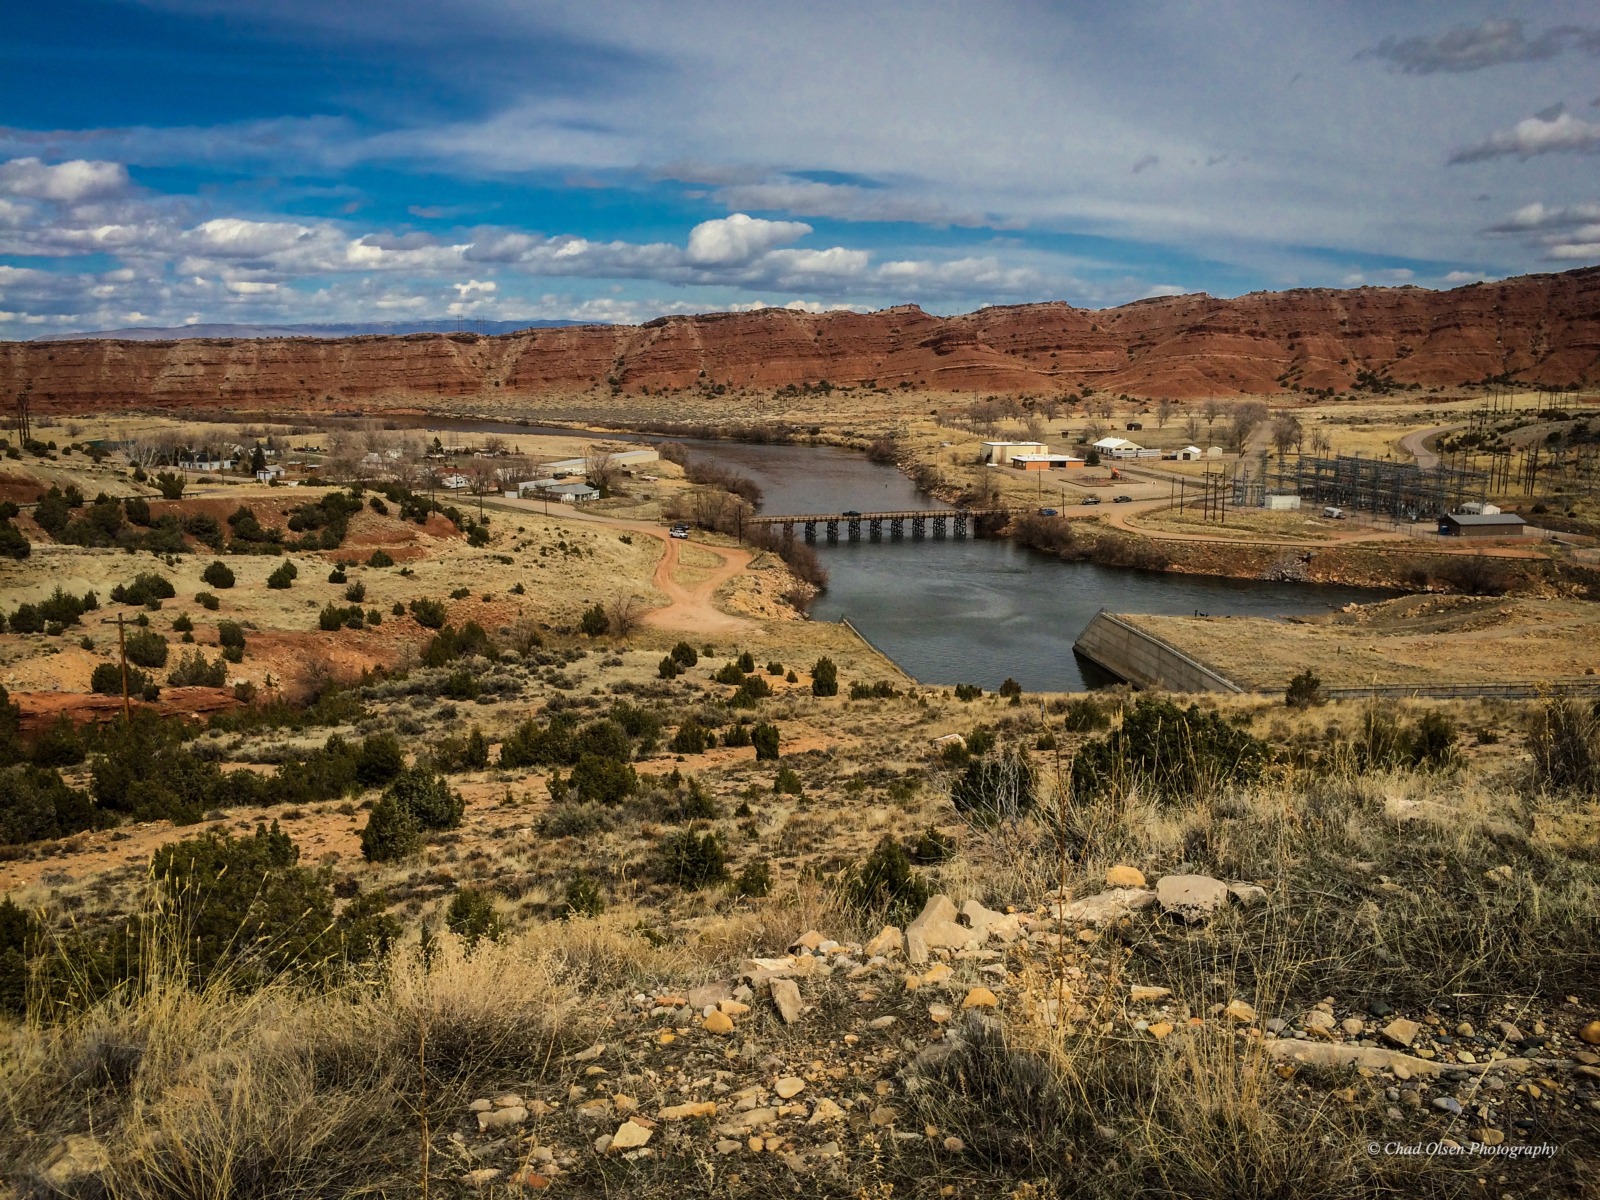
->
[419,417,1389,691]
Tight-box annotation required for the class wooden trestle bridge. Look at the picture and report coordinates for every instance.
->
[743,508,1020,543]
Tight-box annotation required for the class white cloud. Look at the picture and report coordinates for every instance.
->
[0,157,130,202]
[685,213,811,265]
[1451,109,1600,163]
[453,278,496,296]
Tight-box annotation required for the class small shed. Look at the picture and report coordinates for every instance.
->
[980,441,1047,465]
[1438,512,1526,538]
[1177,445,1204,460]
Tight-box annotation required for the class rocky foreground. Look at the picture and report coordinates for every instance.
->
[420,870,1600,1193]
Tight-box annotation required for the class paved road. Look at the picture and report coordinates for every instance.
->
[1397,423,1466,470]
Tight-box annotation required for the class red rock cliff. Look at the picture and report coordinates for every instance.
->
[3,267,1597,412]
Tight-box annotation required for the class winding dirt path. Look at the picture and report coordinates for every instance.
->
[1398,423,1466,470]
[481,496,756,634]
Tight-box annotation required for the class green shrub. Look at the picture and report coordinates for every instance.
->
[909,825,956,864]
[0,765,104,845]
[1409,711,1457,770]
[112,572,176,607]
[843,836,930,922]
[91,662,152,696]
[954,683,982,701]
[124,628,169,669]
[737,650,755,672]
[655,828,728,889]
[1529,696,1600,794]
[1070,697,1268,803]
[385,766,463,830]
[734,858,772,898]
[355,733,406,789]
[328,566,347,584]
[1285,669,1325,709]
[752,722,780,760]
[811,656,839,697]
[766,660,783,675]
[850,680,899,700]
[0,521,30,560]
[951,750,1037,823]
[579,603,609,636]
[201,560,235,589]
[670,642,698,667]
[998,677,1023,699]
[445,887,501,946]
[664,776,717,821]
[774,766,803,795]
[167,649,227,688]
[669,720,712,755]
[368,549,395,568]
[714,661,746,685]
[568,753,637,805]
[359,796,421,862]
[265,560,298,589]
[7,604,42,635]
[152,471,186,500]
[658,655,680,679]
[408,598,447,628]
[171,612,193,633]
[344,580,366,603]
[722,722,751,747]
[1062,694,1113,732]
[421,621,497,666]
[564,873,605,918]
[217,620,246,663]
[29,716,85,768]
[195,591,220,611]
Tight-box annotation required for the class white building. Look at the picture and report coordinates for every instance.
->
[1176,445,1204,460]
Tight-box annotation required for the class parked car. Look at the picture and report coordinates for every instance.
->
[1114,494,1133,503]
[1080,495,1102,505]
[1322,506,1346,520]
[1037,507,1058,516]
[669,524,689,539]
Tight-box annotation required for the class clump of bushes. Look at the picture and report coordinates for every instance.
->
[811,656,839,697]
[319,603,368,631]
[408,598,447,629]
[579,603,609,637]
[217,621,246,663]
[167,649,227,688]
[1070,697,1268,803]
[951,749,1037,823]
[359,767,464,862]
[123,628,170,669]
[850,680,898,700]
[444,887,501,946]
[1285,669,1326,709]
[265,560,298,589]
[655,828,728,889]
[111,572,176,608]
[842,835,930,922]
[200,560,235,589]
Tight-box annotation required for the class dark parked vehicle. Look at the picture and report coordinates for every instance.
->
[1037,507,1058,516]
[1114,494,1133,503]
[1080,495,1101,505]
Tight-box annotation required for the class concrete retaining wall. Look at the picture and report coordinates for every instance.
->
[1073,610,1243,693]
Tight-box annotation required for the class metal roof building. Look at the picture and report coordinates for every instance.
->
[1438,512,1526,538]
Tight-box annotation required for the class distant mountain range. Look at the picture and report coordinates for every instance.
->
[33,318,585,342]
[6,266,1598,407]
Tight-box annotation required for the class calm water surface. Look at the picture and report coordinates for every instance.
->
[426,417,1387,689]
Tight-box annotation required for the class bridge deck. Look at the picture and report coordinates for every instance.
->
[746,508,1018,523]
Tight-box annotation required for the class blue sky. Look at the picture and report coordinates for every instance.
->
[1,1,1598,336]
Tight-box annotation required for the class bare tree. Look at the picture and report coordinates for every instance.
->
[1225,401,1269,453]
[483,435,507,456]
[1201,397,1223,432]
[464,457,502,518]
[585,447,620,495]
[1155,398,1176,429]
[1183,413,1203,443]
[1024,413,1045,442]
[606,594,645,639]
[1270,413,1303,459]
[1086,394,1116,420]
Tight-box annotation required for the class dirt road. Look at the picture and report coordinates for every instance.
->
[1398,423,1465,469]
[482,496,755,635]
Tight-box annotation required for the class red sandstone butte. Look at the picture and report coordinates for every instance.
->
[3,267,1596,411]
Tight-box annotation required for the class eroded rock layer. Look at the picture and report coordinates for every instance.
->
[4,267,1598,411]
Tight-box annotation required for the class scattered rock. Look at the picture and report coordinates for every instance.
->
[1303,1010,1336,1035]
[775,1077,805,1099]
[907,895,978,964]
[659,1101,717,1120]
[1341,1018,1366,1037]
[1432,1096,1463,1116]
[1381,1018,1422,1049]
[961,986,999,1009]
[1473,1127,1505,1147]
[791,930,826,952]
[943,1136,966,1152]
[1054,887,1156,926]
[868,1015,897,1030]
[1579,1020,1600,1047]
[928,1003,954,1023]
[1227,883,1268,908]
[1265,1039,1446,1078]
[771,977,804,1025]
[808,1098,846,1125]
[961,899,1023,943]
[869,1105,900,1127]
[1224,999,1257,1023]
[1104,865,1146,889]
[1156,874,1230,923]
[1130,985,1171,1003]
[462,1168,502,1186]
[1147,1022,1174,1040]
[609,1119,653,1151]
[702,1010,735,1035]
[864,926,903,957]
[921,963,954,986]
[478,1106,528,1132]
